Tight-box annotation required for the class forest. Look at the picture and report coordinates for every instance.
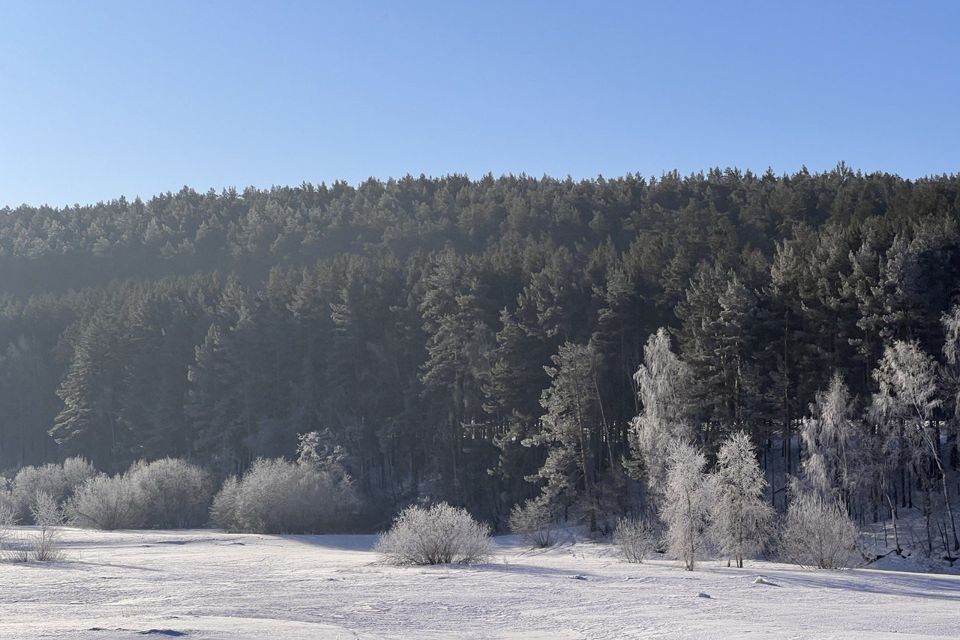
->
[1,164,959,553]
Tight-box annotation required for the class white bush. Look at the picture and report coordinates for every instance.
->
[62,457,99,493]
[11,457,97,522]
[68,474,139,530]
[613,517,658,563]
[0,486,15,524]
[509,497,556,548]
[210,457,357,533]
[209,476,241,532]
[68,458,213,530]
[779,492,857,569]
[377,502,491,565]
[0,497,16,556]
[127,458,213,528]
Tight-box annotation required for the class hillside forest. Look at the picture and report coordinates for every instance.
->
[1,165,960,553]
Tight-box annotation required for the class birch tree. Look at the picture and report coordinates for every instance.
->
[712,431,773,568]
[629,328,696,502]
[663,441,712,570]
[800,374,859,502]
[871,341,957,553]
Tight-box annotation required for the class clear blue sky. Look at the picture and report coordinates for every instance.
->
[0,0,957,207]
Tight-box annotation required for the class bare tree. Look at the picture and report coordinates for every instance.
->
[613,516,658,564]
[30,491,65,562]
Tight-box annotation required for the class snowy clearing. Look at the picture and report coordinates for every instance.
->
[1,528,959,639]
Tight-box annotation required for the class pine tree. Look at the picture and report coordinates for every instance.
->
[186,323,249,474]
[50,314,129,471]
[484,307,551,509]
[677,264,771,450]
[418,252,494,502]
[526,342,601,530]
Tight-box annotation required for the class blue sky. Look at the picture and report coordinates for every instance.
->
[0,0,957,207]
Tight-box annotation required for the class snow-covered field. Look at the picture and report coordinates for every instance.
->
[2,528,959,639]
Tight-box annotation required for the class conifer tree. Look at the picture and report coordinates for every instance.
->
[526,342,601,530]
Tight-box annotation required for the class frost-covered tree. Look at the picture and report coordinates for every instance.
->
[628,329,696,501]
[712,432,773,568]
[296,429,349,471]
[800,374,859,502]
[941,305,960,415]
[942,306,960,498]
[663,441,713,571]
[870,341,958,553]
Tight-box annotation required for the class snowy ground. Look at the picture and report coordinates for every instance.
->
[1,528,959,639]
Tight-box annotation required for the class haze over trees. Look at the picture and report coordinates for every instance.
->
[1,165,959,560]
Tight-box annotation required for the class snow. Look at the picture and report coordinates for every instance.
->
[2,527,959,639]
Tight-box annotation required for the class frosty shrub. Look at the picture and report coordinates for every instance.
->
[209,476,240,531]
[68,474,139,530]
[127,458,213,528]
[68,458,213,530]
[0,496,15,527]
[377,502,491,565]
[11,457,97,522]
[509,496,556,548]
[62,457,99,493]
[779,492,857,569]
[210,457,357,534]
[0,487,27,562]
[613,517,658,563]
[30,491,65,561]
[0,486,15,525]
[0,496,17,557]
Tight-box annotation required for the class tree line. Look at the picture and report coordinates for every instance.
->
[0,165,958,547]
